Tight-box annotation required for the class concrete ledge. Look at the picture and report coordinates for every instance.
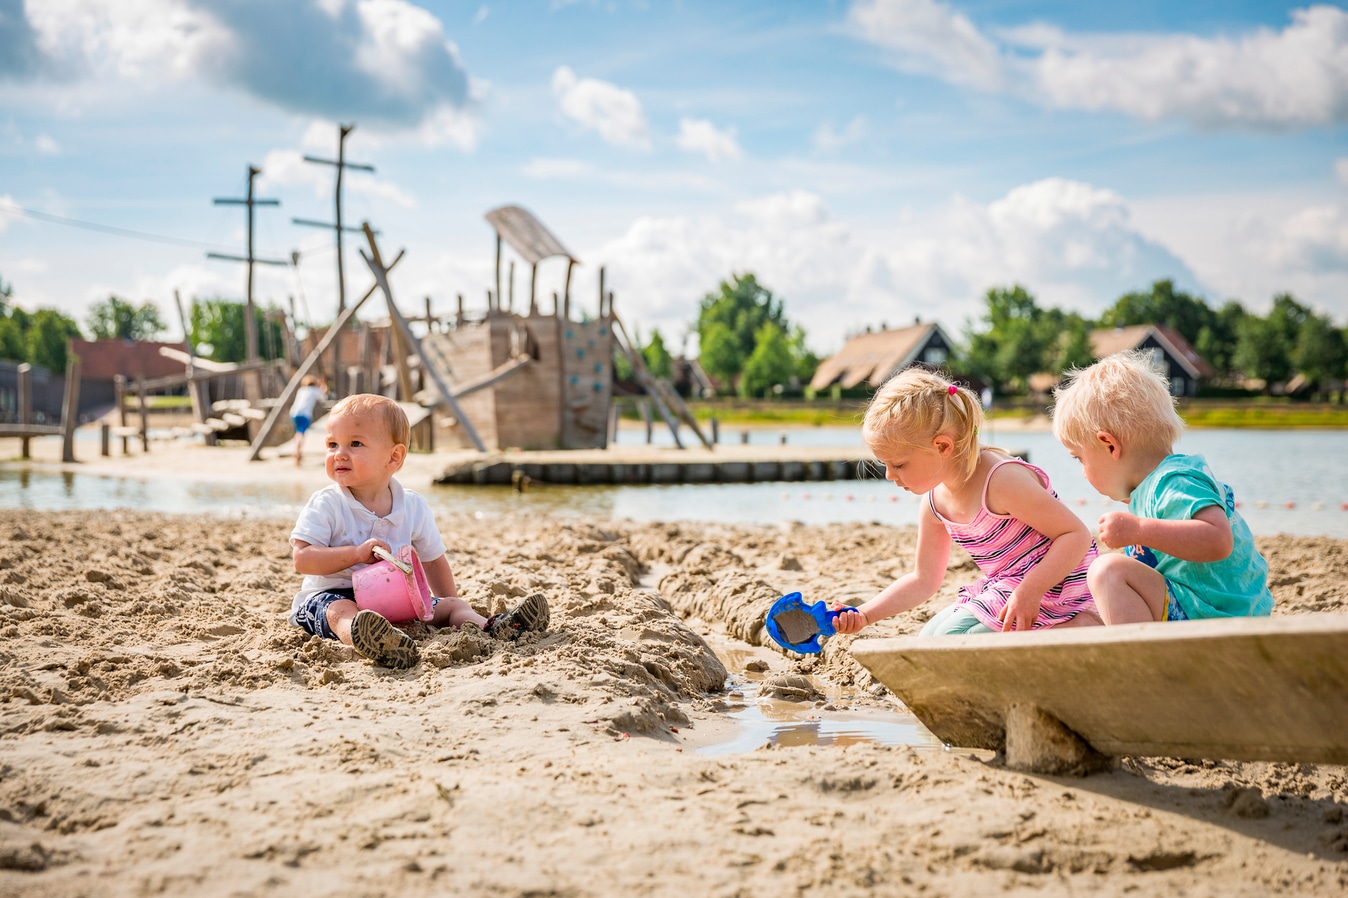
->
[850,613,1348,769]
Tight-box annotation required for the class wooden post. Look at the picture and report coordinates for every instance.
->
[711,418,719,444]
[598,266,605,315]
[456,293,464,328]
[530,263,537,315]
[563,258,574,321]
[61,355,80,463]
[494,233,502,317]
[174,289,210,426]
[136,377,150,453]
[17,362,31,459]
[101,422,110,457]
[641,399,653,444]
[508,260,515,313]
[114,374,129,455]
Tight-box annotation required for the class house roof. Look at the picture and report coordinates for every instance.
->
[484,205,577,265]
[1089,325,1215,379]
[809,322,947,392]
[70,339,192,382]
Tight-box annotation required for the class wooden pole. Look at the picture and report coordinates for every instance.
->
[494,233,502,317]
[61,356,80,463]
[136,377,150,453]
[114,374,129,455]
[530,263,537,315]
[508,260,515,313]
[563,258,574,321]
[359,223,486,452]
[456,293,464,328]
[17,362,30,459]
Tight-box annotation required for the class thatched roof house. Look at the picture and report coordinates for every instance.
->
[1090,324,1215,397]
[809,321,955,392]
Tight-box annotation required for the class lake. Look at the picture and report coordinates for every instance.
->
[3,427,1346,538]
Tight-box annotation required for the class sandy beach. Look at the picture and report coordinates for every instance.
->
[2,434,1347,896]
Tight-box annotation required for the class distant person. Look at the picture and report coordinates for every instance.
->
[1051,351,1274,623]
[289,393,549,668]
[290,375,328,466]
[832,369,1099,637]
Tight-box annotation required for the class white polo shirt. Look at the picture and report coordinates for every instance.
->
[288,478,448,621]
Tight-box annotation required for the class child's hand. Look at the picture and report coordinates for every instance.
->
[1096,511,1142,551]
[998,589,1042,632]
[831,604,869,635]
[357,538,393,565]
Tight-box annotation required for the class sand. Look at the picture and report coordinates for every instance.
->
[2,436,1347,896]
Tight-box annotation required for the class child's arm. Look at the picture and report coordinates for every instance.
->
[832,502,951,634]
[987,463,1094,632]
[291,538,392,576]
[1097,506,1233,562]
[421,554,459,598]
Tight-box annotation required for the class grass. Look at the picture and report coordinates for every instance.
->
[631,397,1348,429]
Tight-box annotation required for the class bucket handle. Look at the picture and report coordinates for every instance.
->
[371,545,413,575]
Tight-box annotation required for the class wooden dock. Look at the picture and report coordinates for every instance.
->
[434,444,887,486]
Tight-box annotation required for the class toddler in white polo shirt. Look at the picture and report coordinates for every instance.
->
[289,394,548,668]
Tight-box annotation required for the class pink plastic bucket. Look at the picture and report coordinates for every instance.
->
[352,546,433,623]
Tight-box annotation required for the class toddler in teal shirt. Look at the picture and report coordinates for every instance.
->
[1050,351,1274,623]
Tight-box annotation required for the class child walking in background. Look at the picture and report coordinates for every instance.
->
[833,369,1098,637]
[290,375,328,466]
[289,393,548,668]
[1052,351,1274,624]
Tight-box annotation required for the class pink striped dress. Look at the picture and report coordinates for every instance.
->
[928,458,1097,630]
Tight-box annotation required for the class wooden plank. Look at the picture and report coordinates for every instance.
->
[849,613,1348,765]
[246,275,384,461]
[359,224,486,452]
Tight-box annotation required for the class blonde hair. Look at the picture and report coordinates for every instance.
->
[329,394,410,448]
[862,368,983,479]
[1052,350,1183,455]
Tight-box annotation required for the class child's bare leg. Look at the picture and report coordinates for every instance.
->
[432,596,489,630]
[1087,554,1168,624]
[325,598,360,645]
[1056,609,1104,628]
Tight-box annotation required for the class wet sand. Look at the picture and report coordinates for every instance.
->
[1,434,1347,896]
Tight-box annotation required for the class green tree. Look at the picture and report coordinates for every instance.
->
[1100,279,1215,347]
[642,329,673,379]
[25,308,82,372]
[787,324,820,384]
[87,295,166,341]
[189,297,284,363]
[1234,294,1312,391]
[1292,312,1347,399]
[1195,300,1247,380]
[962,285,1053,393]
[0,272,12,315]
[1049,312,1095,373]
[0,316,24,362]
[694,273,787,389]
[739,322,795,398]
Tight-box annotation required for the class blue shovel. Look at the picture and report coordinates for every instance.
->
[764,592,853,654]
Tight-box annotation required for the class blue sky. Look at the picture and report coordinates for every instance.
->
[1,0,1345,355]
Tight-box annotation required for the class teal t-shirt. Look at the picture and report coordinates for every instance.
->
[1126,454,1274,619]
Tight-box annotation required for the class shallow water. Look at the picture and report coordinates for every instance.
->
[5,426,1348,537]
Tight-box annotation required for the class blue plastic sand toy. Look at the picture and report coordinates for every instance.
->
[764,592,851,654]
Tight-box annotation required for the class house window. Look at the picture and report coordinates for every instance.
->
[1171,376,1185,396]
[923,346,947,366]
[1148,348,1166,374]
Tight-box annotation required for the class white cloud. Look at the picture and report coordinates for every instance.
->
[848,0,1348,130]
[523,158,597,179]
[0,194,15,233]
[675,118,743,162]
[1337,157,1348,188]
[34,134,61,155]
[846,0,1003,90]
[19,0,476,133]
[551,65,650,149]
[1271,205,1348,275]
[473,5,489,25]
[813,116,867,152]
[588,179,1196,354]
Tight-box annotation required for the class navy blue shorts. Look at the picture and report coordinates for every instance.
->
[293,588,355,640]
[292,414,313,435]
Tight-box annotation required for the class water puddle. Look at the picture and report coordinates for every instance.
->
[695,632,943,756]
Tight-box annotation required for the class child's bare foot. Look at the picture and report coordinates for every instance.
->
[486,593,549,640]
[351,609,419,668]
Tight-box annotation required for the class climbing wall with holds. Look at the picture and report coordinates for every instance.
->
[559,318,613,449]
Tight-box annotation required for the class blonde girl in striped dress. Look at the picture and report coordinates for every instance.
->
[833,368,1100,636]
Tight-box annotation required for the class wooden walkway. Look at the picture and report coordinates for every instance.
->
[435,444,889,485]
